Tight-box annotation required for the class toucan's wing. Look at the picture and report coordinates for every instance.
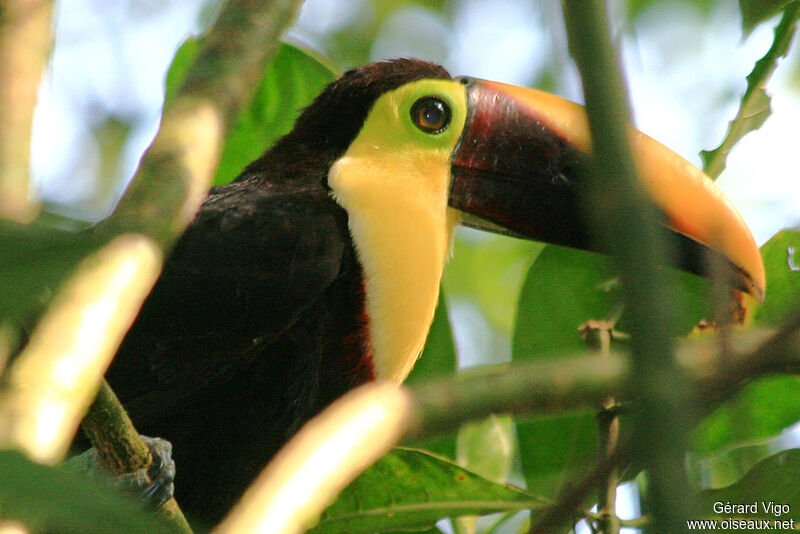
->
[106,180,350,421]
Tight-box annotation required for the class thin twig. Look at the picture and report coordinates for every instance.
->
[527,439,631,534]
[592,326,620,534]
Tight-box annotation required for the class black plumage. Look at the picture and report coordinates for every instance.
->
[102,59,451,524]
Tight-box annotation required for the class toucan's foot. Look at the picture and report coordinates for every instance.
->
[118,436,176,511]
[68,436,175,511]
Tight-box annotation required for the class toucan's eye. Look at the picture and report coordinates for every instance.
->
[410,97,451,134]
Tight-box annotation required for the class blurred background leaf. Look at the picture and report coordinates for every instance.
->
[690,230,800,485]
[510,246,613,498]
[0,450,169,533]
[165,39,339,186]
[739,0,798,34]
[701,2,799,178]
[696,448,800,522]
[407,292,458,459]
[754,229,800,326]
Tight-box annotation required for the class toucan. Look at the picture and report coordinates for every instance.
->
[99,59,765,525]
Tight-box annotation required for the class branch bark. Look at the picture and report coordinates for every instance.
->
[104,0,304,247]
[560,2,694,531]
[220,320,800,534]
[0,0,303,518]
[82,380,192,533]
[0,235,162,463]
[405,324,798,445]
[0,0,53,222]
[179,0,305,132]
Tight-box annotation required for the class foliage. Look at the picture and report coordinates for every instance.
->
[0,450,169,533]
[309,448,544,534]
[697,448,800,522]
[1,1,800,534]
[692,230,800,459]
[701,3,800,178]
[166,40,340,186]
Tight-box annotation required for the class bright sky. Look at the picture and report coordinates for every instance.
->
[32,0,800,244]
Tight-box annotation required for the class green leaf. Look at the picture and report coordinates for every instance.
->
[511,245,617,494]
[164,37,200,105]
[383,528,444,534]
[626,0,719,20]
[0,222,98,323]
[310,448,545,534]
[213,42,338,185]
[692,230,800,460]
[696,449,800,523]
[0,450,169,533]
[690,431,798,489]
[444,233,541,337]
[691,374,800,464]
[513,246,621,357]
[163,40,338,186]
[407,291,458,458]
[408,291,457,384]
[514,415,597,498]
[512,245,715,494]
[701,4,799,178]
[456,414,516,485]
[755,229,800,326]
[739,0,799,34]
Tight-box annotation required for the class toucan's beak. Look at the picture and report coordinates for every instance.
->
[448,78,765,301]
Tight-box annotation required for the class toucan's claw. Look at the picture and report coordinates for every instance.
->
[137,436,176,511]
[69,436,175,511]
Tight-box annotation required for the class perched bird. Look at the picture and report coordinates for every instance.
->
[100,59,765,524]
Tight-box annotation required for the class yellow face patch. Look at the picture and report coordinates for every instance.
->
[328,79,467,382]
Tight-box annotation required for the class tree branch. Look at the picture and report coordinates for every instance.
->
[405,353,627,444]
[0,0,303,510]
[405,323,799,445]
[179,0,305,132]
[219,321,800,534]
[560,2,694,531]
[82,380,192,533]
[0,235,162,464]
[0,0,53,222]
[528,438,631,534]
[104,0,304,247]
